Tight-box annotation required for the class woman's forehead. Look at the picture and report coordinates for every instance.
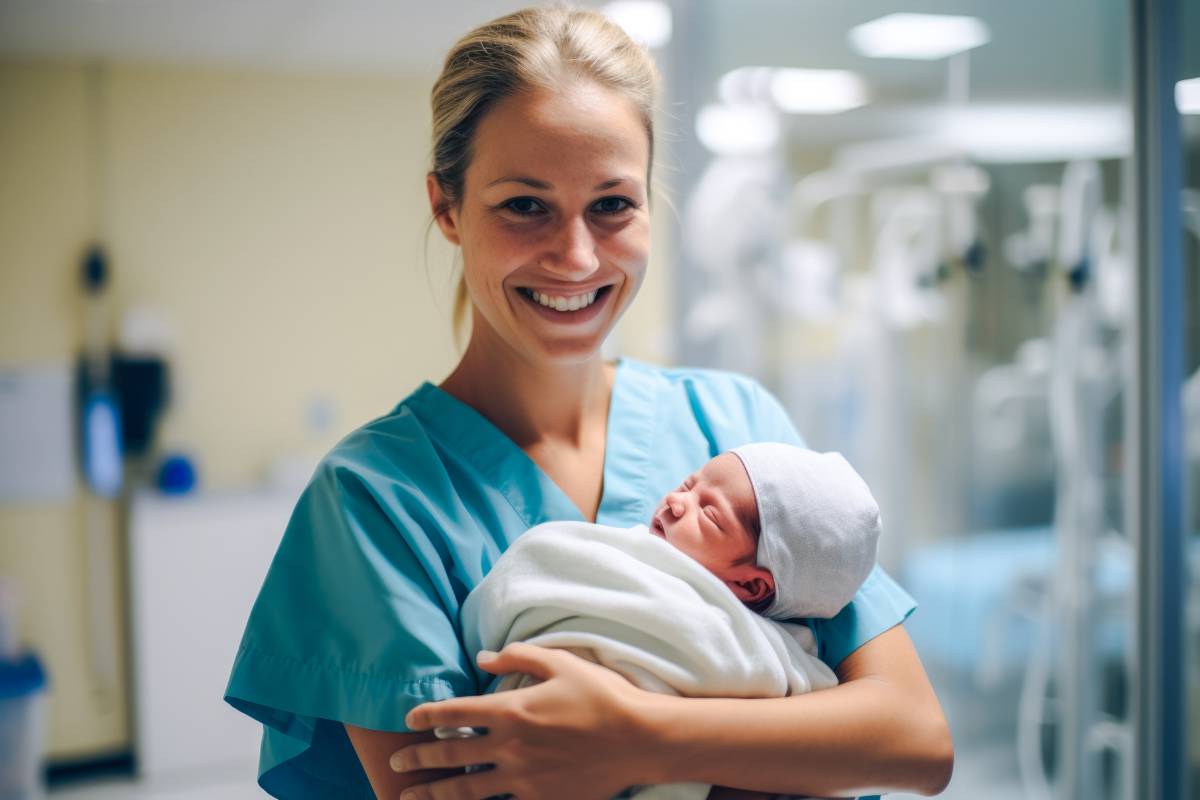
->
[469,83,649,190]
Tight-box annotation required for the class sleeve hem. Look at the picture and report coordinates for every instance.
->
[225,642,472,738]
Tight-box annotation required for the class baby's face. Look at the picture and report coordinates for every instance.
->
[649,453,761,580]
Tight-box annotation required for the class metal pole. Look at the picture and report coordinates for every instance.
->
[1129,1,1188,799]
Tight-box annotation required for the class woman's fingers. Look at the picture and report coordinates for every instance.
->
[475,642,563,681]
[407,645,570,730]
[390,737,491,773]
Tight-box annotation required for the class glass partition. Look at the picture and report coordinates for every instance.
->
[663,1,1193,796]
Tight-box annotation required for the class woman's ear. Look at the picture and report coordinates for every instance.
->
[427,173,461,246]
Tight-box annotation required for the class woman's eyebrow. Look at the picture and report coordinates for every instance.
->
[487,176,552,189]
[485,176,640,191]
[593,176,639,191]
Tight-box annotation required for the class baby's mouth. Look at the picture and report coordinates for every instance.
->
[650,511,667,538]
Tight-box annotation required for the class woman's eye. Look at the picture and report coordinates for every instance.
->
[592,196,632,215]
[504,197,545,216]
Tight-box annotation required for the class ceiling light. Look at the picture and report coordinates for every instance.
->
[770,68,867,114]
[1178,77,1200,114]
[849,13,990,60]
[695,104,780,155]
[718,66,867,114]
[939,104,1130,162]
[717,66,775,106]
[602,1,672,49]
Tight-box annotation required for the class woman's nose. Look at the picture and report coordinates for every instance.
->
[542,216,600,279]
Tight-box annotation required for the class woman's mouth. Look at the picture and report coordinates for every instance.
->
[516,285,614,323]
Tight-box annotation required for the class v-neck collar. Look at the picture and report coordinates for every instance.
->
[405,357,659,529]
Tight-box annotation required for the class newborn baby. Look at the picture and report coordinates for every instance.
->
[649,442,881,622]
[442,443,881,800]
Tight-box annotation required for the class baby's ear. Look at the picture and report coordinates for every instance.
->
[730,566,775,605]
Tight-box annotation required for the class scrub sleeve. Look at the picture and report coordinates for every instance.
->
[224,358,916,799]
[225,453,481,797]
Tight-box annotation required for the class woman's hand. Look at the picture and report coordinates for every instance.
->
[393,643,653,800]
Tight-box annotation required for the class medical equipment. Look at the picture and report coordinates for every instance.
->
[79,247,123,499]
[965,169,1200,800]
[77,245,122,714]
[775,140,987,563]
[1003,184,1061,282]
[1006,160,1134,800]
[681,151,788,376]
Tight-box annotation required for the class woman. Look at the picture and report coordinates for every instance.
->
[225,7,953,800]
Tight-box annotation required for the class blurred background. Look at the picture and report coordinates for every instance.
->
[0,1,1195,798]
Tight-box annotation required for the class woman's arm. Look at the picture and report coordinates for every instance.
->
[397,627,952,799]
[345,726,468,799]
[640,624,953,797]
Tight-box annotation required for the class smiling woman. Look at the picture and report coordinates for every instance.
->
[224,5,952,800]
[429,76,652,364]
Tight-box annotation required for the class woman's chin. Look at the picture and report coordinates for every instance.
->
[532,337,612,365]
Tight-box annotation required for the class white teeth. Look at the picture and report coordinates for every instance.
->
[524,288,602,312]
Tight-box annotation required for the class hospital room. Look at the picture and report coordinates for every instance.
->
[0,1,1196,798]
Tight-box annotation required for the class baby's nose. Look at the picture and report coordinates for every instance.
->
[667,494,686,516]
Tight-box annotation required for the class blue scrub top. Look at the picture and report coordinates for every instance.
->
[225,357,916,799]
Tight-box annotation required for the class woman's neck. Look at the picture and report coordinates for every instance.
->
[438,328,614,451]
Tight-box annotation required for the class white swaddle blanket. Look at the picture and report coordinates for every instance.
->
[457,520,838,800]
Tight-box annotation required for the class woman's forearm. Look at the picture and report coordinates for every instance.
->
[631,626,954,798]
[637,679,946,796]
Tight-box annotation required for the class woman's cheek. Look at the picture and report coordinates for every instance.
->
[611,216,652,261]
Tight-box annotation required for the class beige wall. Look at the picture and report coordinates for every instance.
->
[105,63,463,487]
[0,59,671,760]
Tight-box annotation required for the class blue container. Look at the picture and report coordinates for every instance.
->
[0,653,48,799]
[156,453,197,495]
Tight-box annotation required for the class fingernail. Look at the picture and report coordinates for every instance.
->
[476,649,498,661]
[390,753,405,772]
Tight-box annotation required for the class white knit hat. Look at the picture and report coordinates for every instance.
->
[729,443,881,620]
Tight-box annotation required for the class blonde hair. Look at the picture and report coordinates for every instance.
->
[428,4,661,343]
